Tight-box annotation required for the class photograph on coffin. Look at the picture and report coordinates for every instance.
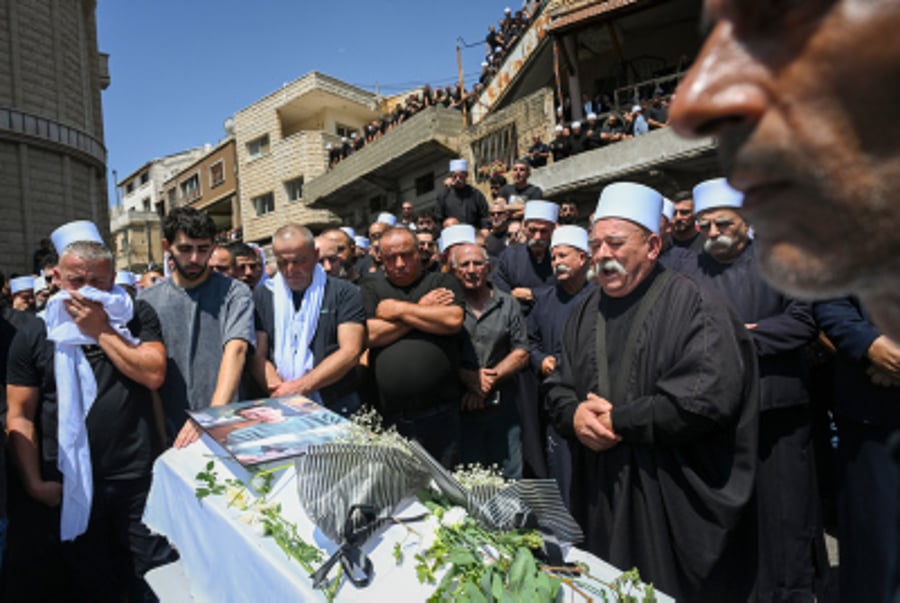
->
[188,395,349,466]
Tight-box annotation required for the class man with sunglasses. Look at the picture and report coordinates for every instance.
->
[677,178,823,601]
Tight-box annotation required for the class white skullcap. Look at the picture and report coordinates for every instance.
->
[494,46,503,53]
[693,177,744,215]
[351,132,358,138]
[594,182,663,234]
[551,225,589,253]
[449,159,468,172]
[10,275,34,295]
[115,271,137,287]
[505,6,511,12]
[587,112,597,120]
[662,198,675,222]
[631,104,642,113]
[354,236,370,251]
[523,200,559,224]
[571,121,582,129]
[325,143,332,149]
[341,136,348,142]
[554,124,563,132]
[481,61,489,68]
[376,212,397,226]
[51,220,103,254]
[340,226,356,239]
[439,224,476,254]
[33,275,47,293]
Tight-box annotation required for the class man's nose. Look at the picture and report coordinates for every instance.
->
[669,23,768,139]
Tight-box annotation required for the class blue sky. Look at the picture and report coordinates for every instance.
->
[97,1,511,205]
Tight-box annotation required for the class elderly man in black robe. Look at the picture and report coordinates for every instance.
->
[676,178,823,601]
[434,159,490,230]
[545,182,759,602]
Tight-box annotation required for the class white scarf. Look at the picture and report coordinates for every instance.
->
[43,286,139,541]
[267,265,326,403]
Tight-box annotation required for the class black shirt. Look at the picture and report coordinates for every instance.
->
[435,185,490,229]
[6,300,163,482]
[361,271,465,414]
[498,183,543,203]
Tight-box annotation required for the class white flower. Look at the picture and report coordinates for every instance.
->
[418,516,441,552]
[225,486,248,509]
[238,510,257,525]
[440,506,468,529]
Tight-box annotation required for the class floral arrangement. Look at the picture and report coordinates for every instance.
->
[194,409,659,602]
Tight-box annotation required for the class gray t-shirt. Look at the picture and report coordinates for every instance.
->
[139,271,255,437]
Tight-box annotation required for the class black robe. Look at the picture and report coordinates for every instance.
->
[545,265,759,602]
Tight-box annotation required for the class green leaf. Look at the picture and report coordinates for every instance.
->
[448,547,477,567]
[206,460,215,471]
[462,580,488,603]
[507,547,531,592]
[195,488,209,499]
[491,572,505,600]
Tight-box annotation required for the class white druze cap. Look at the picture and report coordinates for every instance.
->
[551,225,589,253]
[51,220,103,254]
[449,159,468,172]
[354,236,370,251]
[523,200,559,224]
[594,182,663,234]
[115,271,137,287]
[693,177,744,215]
[439,224,476,254]
[340,226,356,239]
[33,275,47,293]
[662,198,675,222]
[376,212,397,226]
[10,275,34,295]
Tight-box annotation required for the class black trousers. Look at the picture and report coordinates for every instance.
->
[383,404,460,469]
[755,405,826,603]
[64,475,178,603]
[835,419,900,603]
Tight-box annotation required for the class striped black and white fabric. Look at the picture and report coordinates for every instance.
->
[295,443,431,543]
[407,441,584,545]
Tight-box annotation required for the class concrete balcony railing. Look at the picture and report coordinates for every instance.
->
[110,208,160,233]
[531,128,716,197]
[305,106,465,209]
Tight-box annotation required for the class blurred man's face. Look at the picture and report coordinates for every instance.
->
[234,254,262,289]
[380,231,422,287]
[672,200,695,235]
[209,248,233,276]
[416,232,437,267]
[416,216,435,232]
[56,253,115,293]
[316,237,344,278]
[274,237,317,292]
[669,0,900,301]
[511,163,529,186]
[163,231,213,284]
[237,405,284,424]
[401,202,415,220]
[551,244,587,284]
[453,244,489,291]
[559,203,577,225]
[697,209,751,263]
[12,290,35,311]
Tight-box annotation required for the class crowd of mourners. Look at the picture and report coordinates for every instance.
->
[0,154,896,602]
[478,3,539,87]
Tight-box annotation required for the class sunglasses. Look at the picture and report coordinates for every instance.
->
[696,219,735,230]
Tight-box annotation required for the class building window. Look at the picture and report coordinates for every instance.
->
[246,134,270,160]
[335,123,357,139]
[252,192,275,216]
[414,172,435,197]
[209,160,225,188]
[180,173,200,201]
[471,123,518,183]
[167,187,176,207]
[140,172,149,185]
[285,177,304,202]
[142,197,151,212]
[125,182,134,194]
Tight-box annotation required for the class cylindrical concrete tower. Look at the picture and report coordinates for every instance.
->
[0,0,109,275]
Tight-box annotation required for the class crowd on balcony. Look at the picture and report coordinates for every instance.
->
[326,81,488,170]
[478,4,539,88]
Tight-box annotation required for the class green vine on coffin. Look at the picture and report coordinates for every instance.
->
[193,459,339,600]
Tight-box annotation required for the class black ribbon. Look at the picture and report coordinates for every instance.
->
[513,509,579,573]
[310,504,428,590]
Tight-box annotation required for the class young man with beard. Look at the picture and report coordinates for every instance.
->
[668,191,703,253]
[227,242,265,290]
[676,178,823,601]
[140,208,254,447]
[435,159,490,230]
[545,182,758,602]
